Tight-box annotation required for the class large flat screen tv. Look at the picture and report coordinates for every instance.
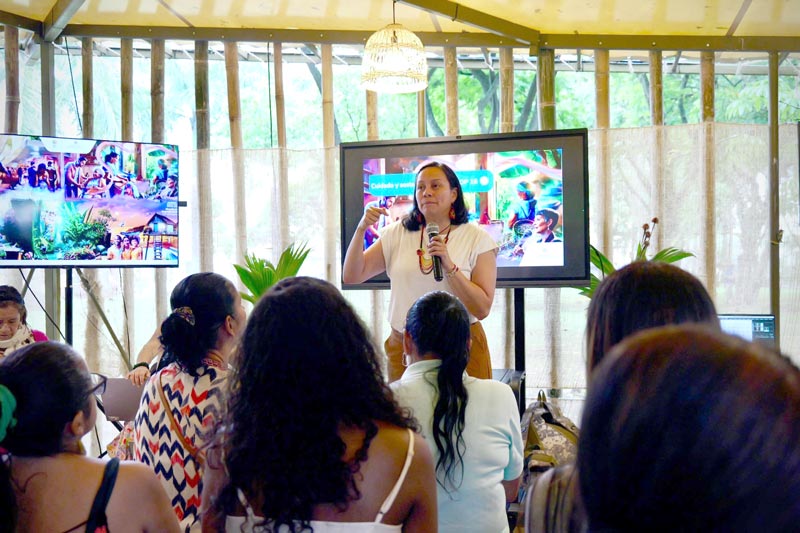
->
[0,134,179,267]
[340,129,589,289]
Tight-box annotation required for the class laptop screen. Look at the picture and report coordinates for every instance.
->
[719,314,776,348]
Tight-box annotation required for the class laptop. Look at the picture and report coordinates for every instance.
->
[100,378,145,422]
[719,314,777,348]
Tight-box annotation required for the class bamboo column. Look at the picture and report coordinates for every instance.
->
[538,47,561,388]
[224,42,247,268]
[500,48,514,369]
[366,89,385,351]
[700,51,716,299]
[120,38,135,359]
[444,47,459,136]
[81,38,100,370]
[40,39,59,341]
[4,26,19,132]
[273,43,290,253]
[195,41,213,272]
[594,49,611,255]
[768,51,780,343]
[649,50,665,251]
[151,39,168,320]
[321,44,337,283]
[417,91,426,137]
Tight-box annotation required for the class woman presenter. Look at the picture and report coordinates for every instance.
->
[344,161,497,382]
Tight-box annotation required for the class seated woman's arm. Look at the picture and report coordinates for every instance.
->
[200,448,228,532]
[502,476,522,503]
[402,431,438,532]
[127,325,162,386]
[112,462,181,532]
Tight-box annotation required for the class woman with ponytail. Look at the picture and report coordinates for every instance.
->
[391,291,523,533]
[133,272,246,531]
[0,342,179,532]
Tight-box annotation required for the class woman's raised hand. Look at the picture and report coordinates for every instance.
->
[358,205,389,231]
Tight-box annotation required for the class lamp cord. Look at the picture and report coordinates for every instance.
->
[392,0,396,24]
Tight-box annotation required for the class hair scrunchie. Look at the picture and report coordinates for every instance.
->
[0,384,17,443]
[173,306,196,326]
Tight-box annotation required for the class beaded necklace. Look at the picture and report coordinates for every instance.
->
[417,224,452,275]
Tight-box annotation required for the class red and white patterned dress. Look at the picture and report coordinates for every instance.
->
[133,359,226,532]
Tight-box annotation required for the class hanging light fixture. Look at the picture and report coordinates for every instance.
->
[361,1,428,94]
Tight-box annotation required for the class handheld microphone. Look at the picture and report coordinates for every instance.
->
[426,223,444,282]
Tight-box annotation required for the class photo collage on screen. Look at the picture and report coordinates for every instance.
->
[361,149,564,268]
[0,135,179,266]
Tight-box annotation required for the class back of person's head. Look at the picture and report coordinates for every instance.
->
[216,276,414,527]
[405,291,470,491]
[516,181,534,200]
[578,325,800,532]
[0,286,27,324]
[585,261,718,371]
[159,272,236,375]
[0,342,93,529]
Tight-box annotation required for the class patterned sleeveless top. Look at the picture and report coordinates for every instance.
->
[133,360,226,531]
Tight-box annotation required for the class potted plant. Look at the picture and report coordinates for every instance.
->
[579,218,694,298]
[234,242,311,304]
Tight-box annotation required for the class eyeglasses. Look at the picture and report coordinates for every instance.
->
[89,373,107,397]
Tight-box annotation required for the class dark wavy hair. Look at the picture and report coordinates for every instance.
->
[579,325,800,531]
[158,272,236,376]
[0,342,94,531]
[586,261,718,372]
[405,291,470,493]
[212,276,416,531]
[403,162,469,231]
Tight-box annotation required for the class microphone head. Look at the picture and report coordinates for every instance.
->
[426,223,439,237]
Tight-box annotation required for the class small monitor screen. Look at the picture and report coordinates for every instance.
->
[0,134,179,267]
[719,314,776,348]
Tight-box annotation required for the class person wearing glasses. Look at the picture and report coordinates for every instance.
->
[0,285,48,359]
[0,341,180,532]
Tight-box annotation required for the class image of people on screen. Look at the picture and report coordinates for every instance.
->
[513,208,564,267]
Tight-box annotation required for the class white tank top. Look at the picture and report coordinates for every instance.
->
[225,428,415,532]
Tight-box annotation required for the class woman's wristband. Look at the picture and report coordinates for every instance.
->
[131,362,150,371]
[445,264,459,278]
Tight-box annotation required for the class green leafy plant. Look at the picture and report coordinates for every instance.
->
[579,217,694,298]
[234,242,311,304]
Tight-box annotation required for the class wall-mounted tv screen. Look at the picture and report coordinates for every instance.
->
[0,134,179,267]
[340,129,589,289]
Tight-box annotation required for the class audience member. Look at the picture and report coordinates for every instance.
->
[133,272,245,531]
[391,291,522,533]
[525,261,719,533]
[0,342,179,532]
[579,325,800,531]
[202,276,437,532]
[0,285,47,358]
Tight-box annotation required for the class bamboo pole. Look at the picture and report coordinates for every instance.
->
[700,51,716,300]
[151,39,168,320]
[417,91,426,137]
[538,47,561,388]
[120,38,135,359]
[224,41,247,268]
[649,50,665,251]
[273,43,290,252]
[444,46,459,136]
[4,26,19,133]
[594,49,611,256]
[195,41,213,272]
[500,47,514,370]
[321,44,337,283]
[365,89,385,353]
[768,51,780,345]
[80,37,101,370]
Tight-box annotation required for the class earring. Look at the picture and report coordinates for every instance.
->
[402,353,411,367]
[449,206,455,220]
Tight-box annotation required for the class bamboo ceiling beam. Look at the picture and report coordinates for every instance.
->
[42,0,86,42]
[0,10,41,33]
[397,0,540,46]
[539,34,800,52]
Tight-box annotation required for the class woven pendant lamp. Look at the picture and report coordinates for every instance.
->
[361,2,428,93]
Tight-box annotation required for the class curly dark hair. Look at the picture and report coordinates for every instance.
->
[403,162,469,231]
[212,276,416,531]
[404,291,470,493]
[158,272,236,376]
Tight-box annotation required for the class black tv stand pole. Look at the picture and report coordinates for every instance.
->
[513,287,526,412]
[65,268,73,345]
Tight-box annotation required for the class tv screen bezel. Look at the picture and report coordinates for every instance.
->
[0,133,180,269]
[340,128,590,289]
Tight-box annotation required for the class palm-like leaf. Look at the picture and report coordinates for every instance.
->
[650,247,695,263]
[234,242,310,304]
